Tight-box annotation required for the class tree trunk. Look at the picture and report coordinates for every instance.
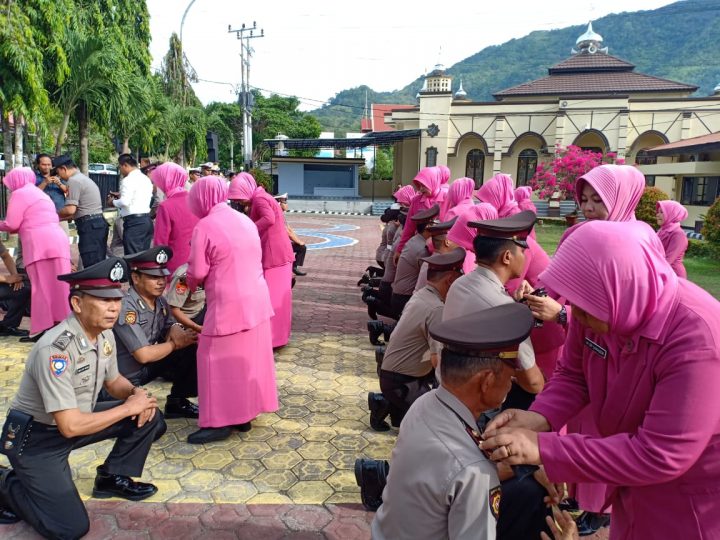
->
[55,111,72,155]
[14,115,24,168]
[77,102,89,174]
[2,109,13,172]
[122,137,130,154]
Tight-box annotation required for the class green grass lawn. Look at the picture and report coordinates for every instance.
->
[535,222,720,300]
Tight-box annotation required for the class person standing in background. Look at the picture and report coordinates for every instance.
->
[109,154,153,256]
[656,200,689,278]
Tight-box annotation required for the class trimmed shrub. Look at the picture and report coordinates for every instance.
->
[249,167,273,193]
[701,197,720,246]
[636,187,669,230]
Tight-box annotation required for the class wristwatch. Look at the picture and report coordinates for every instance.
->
[556,305,567,326]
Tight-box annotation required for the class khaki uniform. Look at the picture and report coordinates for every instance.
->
[443,266,536,371]
[372,386,500,540]
[413,261,429,293]
[392,234,429,296]
[166,264,206,320]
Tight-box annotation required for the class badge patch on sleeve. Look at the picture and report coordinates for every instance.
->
[489,486,501,520]
[175,282,188,295]
[103,340,113,356]
[125,311,137,325]
[50,354,69,377]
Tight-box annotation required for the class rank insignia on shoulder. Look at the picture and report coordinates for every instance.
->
[489,486,501,520]
[125,311,137,325]
[50,354,69,377]
[51,331,73,351]
[103,340,113,356]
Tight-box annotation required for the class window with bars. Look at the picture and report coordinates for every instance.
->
[516,149,538,186]
[426,147,438,167]
[466,149,484,187]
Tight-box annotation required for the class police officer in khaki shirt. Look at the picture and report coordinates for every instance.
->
[368,303,535,539]
[368,247,465,431]
[0,258,165,538]
[166,263,206,334]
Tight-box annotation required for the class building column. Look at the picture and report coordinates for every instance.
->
[553,113,566,151]
[616,111,629,159]
[492,116,505,174]
[681,111,693,140]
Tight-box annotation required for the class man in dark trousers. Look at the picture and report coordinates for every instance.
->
[54,155,109,267]
[108,154,154,256]
[0,257,166,538]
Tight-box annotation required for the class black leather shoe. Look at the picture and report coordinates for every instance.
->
[235,422,252,432]
[374,346,386,375]
[0,506,20,524]
[382,322,395,343]
[368,392,390,432]
[92,467,157,501]
[354,458,390,511]
[19,330,45,343]
[164,397,199,419]
[187,426,233,444]
[367,320,385,346]
[0,326,28,337]
[292,267,307,276]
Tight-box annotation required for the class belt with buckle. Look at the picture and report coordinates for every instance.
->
[75,213,103,224]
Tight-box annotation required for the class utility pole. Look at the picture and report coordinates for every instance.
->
[228,21,264,171]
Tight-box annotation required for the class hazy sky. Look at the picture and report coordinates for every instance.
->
[147,0,676,110]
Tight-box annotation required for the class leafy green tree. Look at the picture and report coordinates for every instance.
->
[206,102,243,169]
[372,147,394,180]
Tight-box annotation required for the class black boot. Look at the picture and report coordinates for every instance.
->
[375,346,386,376]
[367,320,385,346]
[382,322,395,343]
[368,392,390,432]
[164,397,199,419]
[354,458,390,511]
[92,466,158,501]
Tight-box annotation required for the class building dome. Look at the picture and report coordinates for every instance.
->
[454,79,468,100]
[714,81,720,95]
[573,22,608,55]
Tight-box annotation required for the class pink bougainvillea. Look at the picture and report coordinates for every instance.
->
[529,145,622,200]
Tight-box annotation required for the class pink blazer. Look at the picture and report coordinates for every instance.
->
[659,228,688,278]
[153,191,199,274]
[249,191,294,270]
[531,280,720,539]
[187,203,273,336]
[0,184,70,265]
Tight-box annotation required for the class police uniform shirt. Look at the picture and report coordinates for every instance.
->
[65,170,103,219]
[371,386,500,540]
[166,264,206,319]
[381,285,443,377]
[392,233,430,296]
[381,226,403,284]
[113,287,174,379]
[10,315,119,425]
[443,266,535,370]
[413,261,429,293]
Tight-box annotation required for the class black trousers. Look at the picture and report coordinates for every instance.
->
[390,293,412,319]
[132,345,198,398]
[292,241,306,268]
[0,403,166,540]
[76,216,109,268]
[122,214,153,256]
[498,473,553,540]
[0,279,30,329]
[379,370,435,427]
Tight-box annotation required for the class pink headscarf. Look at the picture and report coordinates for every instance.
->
[540,220,677,352]
[515,186,537,213]
[575,164,645,222]
[412,167,442,200]
[656,200,688,241]
[447,203,499,252]
[438,165,451,185]
[476,173,520,218]
[189,176,229,218]
[447,177,475,208]
[3,167,36,191]
[228,172,263,201]
[151,162,188,198]
[394,185,416,207]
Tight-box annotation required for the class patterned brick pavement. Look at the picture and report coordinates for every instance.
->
[0,215,608,539]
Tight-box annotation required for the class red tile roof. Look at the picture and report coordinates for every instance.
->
[549,53,635,73]
[364,104,416,132]
[646,132,720,155]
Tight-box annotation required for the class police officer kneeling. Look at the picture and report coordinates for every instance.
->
[370,303,533,540]
[0,258,166,539]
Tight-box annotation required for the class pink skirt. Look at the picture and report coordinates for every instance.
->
[264,262,293,348]
[197,319,278,428]
[26,257,71,334]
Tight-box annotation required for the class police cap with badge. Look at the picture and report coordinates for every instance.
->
[125,246,173,277]
[420,247,465,273]
[468,210,536,248]
[425,216,458,237]
[57,257,129,298]
[411,203,440,224]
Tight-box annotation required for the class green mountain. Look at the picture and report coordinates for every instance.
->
[311,0,720,135]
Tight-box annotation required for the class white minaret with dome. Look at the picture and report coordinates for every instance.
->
[572,22,609,55]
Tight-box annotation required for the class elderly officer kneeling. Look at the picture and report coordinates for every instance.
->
[0,257,165,539]
[371,303,533,540]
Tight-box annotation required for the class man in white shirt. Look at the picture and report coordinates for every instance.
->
[110,154,154,256]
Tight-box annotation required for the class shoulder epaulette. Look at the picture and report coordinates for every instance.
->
[51,330,74,351]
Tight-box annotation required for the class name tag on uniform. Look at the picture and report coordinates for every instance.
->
[75,364,90,375]
[584,338,608,359]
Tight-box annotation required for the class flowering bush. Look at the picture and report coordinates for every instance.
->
[636,186,669,230]
[529,145,625,200]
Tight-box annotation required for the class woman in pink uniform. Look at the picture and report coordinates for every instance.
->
[483,220,720,540]
[229,172,294,348]
[446,203,498,274]
[0,167,70,337]
[185,176,277,444]
[515,186,538,214]
[395,167,442,256]
[151,162,199,274]
[441,177,475,221]
[393,185,415,208]
[656,200,689,278]
[476,173,521,218]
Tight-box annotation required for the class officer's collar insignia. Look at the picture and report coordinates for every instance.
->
[78,336,87,349]
[162,306,167,317]
[125,311,137,325]
[156,250,169,265]
[52,330,73,351]
[489,486,501,520]
[49,354,69,378]
[137,299,147,311]
[103,340,113,356]
[109,262,124,282]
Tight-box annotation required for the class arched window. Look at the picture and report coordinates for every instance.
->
[516,149,538,186]
[466,149,484,187]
